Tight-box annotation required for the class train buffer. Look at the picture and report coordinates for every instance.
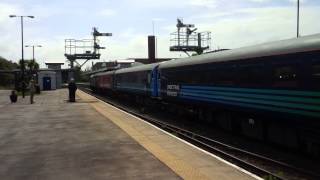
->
[0,89,260,180]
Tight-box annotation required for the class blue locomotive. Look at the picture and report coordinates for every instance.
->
[91,34,320,156]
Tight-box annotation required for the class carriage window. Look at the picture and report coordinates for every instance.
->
[237,65,265,86]
[273,66,297,88]
[147,73,151,83]
[312,64,320,78]
[212,67,235,86]
[274,66,296,80]
[312,64,320,89]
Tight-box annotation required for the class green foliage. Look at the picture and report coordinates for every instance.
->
[0,56,18,88]
[0,57,40,88]
[0,56,18,70]
[74,66,90,82]
[18,59,40,82]
[18,59,39,72]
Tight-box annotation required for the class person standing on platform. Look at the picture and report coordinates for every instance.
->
[68,78,77,102]
[10,90,18,103]
[29,79,36,104]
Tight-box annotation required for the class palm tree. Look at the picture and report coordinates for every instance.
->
[27,59,39,74]
[19,59,39,80]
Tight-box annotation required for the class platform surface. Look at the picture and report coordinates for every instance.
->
[77,90,260,180]
[0,90,181,180]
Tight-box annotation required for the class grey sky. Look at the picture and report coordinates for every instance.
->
[0,0,319,68]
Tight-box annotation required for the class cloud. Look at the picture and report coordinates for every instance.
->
[249,0,270,2]
[188,0,218,8]
[97,9,116,17]
[194,6,320,50]
[0,0,319,69]
[0,3,21,23]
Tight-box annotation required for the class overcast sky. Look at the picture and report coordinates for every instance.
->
[0,0,319,69]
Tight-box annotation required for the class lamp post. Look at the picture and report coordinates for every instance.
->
[9,15,34,98]
[297,0,300,38]
[25,45,42,79]
[25,45,42,62]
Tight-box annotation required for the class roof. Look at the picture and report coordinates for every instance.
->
[159,33,320,69]
[45,62,64,65]
[116,59,135,63]
[131,58,174,64]
[91,70,115,77]
[115,62,159,74]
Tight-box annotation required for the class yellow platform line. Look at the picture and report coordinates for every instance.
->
[77,90,210,180]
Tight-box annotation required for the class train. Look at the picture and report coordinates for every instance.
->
[90,34,320,156]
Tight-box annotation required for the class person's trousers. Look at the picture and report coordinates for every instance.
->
[30,93,34,104]
[69,91,75,102]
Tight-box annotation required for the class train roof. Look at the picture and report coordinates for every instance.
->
[91,70,115,78]
[115,62,160,74]
[90,63,161,77]
[159,33,320,69]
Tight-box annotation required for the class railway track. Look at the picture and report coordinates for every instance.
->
[79,85,320,180]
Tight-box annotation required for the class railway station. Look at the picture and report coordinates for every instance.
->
[1,0,320,180]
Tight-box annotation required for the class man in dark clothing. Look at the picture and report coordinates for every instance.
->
[68,78,77,102]
[10,90,17,103]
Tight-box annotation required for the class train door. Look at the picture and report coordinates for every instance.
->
[151,66,159,97]
[157,69,161,98]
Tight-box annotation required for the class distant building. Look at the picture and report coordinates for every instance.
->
[86,35,176,75]
[92,62,117,71]
[38,71,57,90]
[36,62,73,90]
[44,63,64,89]
[92,60,135,71]
[45,62,64,70]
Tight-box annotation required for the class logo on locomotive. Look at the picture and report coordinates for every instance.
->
[167,85,180,97]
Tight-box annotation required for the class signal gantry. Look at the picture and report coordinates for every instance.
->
[64,27,112,69]
[170,18,211,56]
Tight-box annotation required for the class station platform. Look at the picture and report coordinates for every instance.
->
[0,89,260,180]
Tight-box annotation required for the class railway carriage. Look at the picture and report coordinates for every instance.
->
[91,34,320,156]
[158,34,320,119]
[158,34,320,154]
[90,71,115,93]
[114,63,160,97]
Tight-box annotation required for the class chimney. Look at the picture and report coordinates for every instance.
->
[148,35,156,63]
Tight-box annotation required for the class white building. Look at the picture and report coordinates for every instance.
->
[38,71,57,90]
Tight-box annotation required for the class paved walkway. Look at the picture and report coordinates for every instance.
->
[0,90,180,180]
[0,90,11,107]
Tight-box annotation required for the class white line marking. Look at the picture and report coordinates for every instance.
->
[82,90,263,180]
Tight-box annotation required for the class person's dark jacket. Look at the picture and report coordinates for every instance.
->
[68,82,77,92]
[68,82,77,102]
[10,91,17,103]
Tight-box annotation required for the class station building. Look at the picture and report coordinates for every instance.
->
[37,62,72,91]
